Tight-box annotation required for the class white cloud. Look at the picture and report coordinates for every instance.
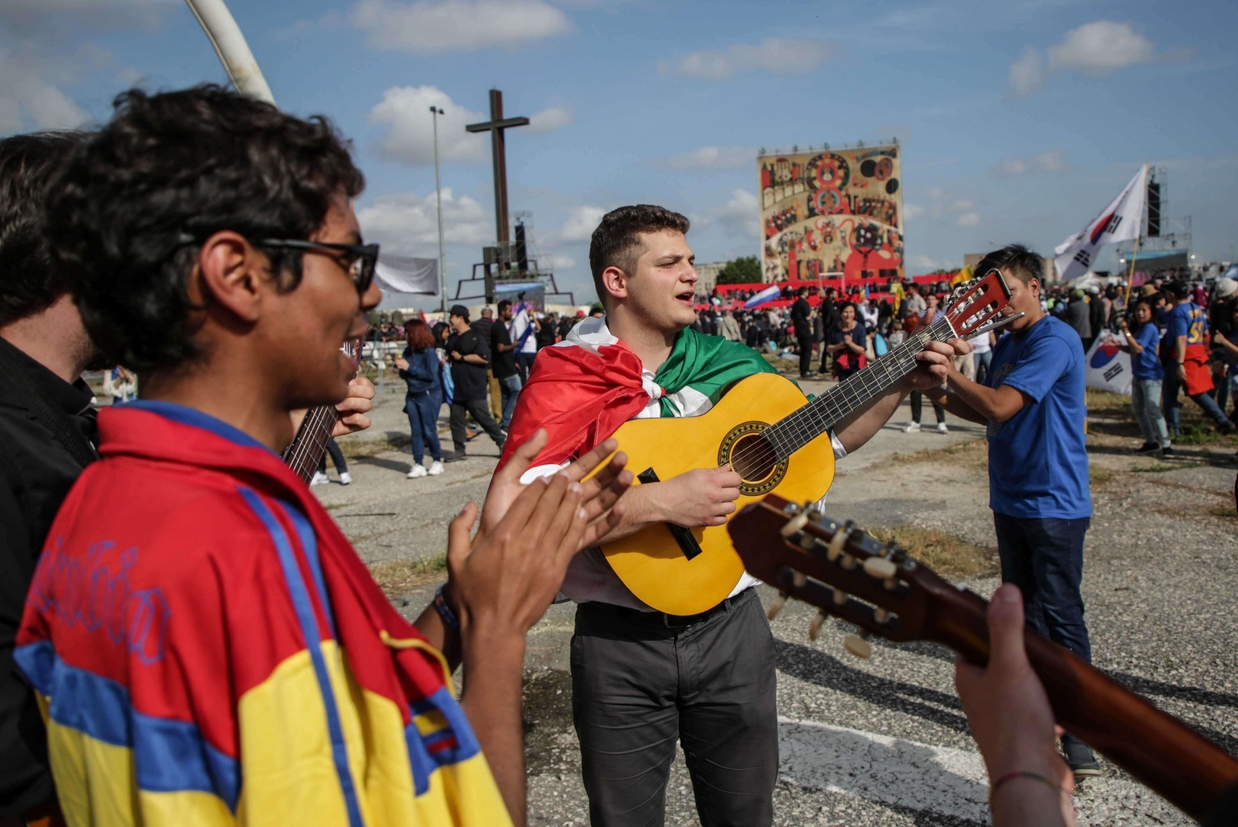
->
[1008,47,1046,98]
[903,204,925,221]
[992,157,1027,177]
[358,189,493,255]
[668,38,830,81]
[351,0,570,54]
[528,106,572,134]
[369,85,488,165]
[908,254,950,271]
[1010,21,1176,98]
[550,254,577,270]
[1033,149,1066,172]
[714,189,760,239]
[1048,21,1154,77]
[950,200,974,212]
[990,149,1067,177]
[560,206,607,243]
[0,49,90,133]
[956,211,981,228]
[656,145,753,170]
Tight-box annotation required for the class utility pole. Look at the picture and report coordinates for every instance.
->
[430,105,447,314]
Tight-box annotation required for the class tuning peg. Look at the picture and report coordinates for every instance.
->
[844,630,873,659]
[863,556,897,580]
[779,509,809,538]
[827,526,851,562]
[767,591,788,620]
[808,609,827,641]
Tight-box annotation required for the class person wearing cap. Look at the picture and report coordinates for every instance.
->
[444,304,506,461]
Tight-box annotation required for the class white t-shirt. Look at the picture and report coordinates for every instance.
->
[520,317,846,611]
[969,332,993,354]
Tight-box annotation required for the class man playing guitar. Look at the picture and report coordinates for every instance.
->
[493,205,966,825]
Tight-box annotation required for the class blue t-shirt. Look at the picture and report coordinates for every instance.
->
[984,315,1091,520]
[1129,322,1163,380]
[1166,302,1208,347]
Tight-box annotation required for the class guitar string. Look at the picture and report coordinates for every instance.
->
[286,340,358,482]
[724,294,1000,475]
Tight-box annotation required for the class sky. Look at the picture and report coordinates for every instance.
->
[1,0,1235,309]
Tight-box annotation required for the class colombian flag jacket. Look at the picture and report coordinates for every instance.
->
[15,401,509,826]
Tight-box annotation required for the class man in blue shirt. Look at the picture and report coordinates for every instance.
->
[1162,281,1234,436]
[923,244,1100,779]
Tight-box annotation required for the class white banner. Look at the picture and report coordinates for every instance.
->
[1084,332,1132,396]
[1054,164,1147,282]
[375,254,439,295]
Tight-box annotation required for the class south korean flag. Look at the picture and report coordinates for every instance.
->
[1054,164,1148,282]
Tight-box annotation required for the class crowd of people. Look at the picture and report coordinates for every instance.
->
[0,84,1235,827]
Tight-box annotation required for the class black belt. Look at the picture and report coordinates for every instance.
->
[600,590,748,628]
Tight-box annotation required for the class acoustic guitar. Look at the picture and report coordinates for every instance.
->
[283,340,359,483]
[597,270,1015,615]
[727,494,1238,821]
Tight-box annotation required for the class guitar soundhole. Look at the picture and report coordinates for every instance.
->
[719,421,788,496]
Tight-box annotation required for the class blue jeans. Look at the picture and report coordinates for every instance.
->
[974,350,993,385]
[498,373,522,430]
[406,390,443,465]
[1131,378,1170,448]
[993,513,1092,663]
[1162,368,1231,434]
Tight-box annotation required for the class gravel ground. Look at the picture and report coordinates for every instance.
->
[318,374,1238,826]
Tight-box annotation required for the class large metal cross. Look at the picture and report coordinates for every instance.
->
[466,89,529,246]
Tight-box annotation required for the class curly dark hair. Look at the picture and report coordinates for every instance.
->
[48,85,365,371]
[588,204,690,305]
[0,131,90,326]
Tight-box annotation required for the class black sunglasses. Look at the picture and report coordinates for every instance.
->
[259,238,380,294]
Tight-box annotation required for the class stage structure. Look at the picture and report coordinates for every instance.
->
[758,142,904,285]
[1115,167,1193,279]
[455,89,574,305]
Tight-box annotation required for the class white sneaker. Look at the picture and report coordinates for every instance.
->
[408,464,428,479]
[339,472,352,485]
[310,471,330,486]
[904,421,921,433]
[936,422,949,434]
[427,461,444,476]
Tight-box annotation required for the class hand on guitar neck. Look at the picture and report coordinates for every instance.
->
[288,376,376,440]
[956,584,1076,826]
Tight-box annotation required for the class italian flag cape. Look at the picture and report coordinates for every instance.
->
[498,316,776,471]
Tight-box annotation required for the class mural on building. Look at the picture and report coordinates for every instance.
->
[758,145,904,282]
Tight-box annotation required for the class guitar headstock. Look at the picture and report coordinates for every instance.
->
[727,494,991,662]
[942,268,1013,339]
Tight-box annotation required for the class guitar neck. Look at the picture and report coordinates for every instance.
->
[766,316,956,457]
[924,574,1238,820]
[283,404,340,483]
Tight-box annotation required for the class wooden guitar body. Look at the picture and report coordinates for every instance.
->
[599,372,836,615]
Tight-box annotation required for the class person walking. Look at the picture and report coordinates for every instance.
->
[791,286,814,379]
[1116,299,1172,457]
[923,244,1101,779]
[311,436,352,485]
[395,318,445,478]
[1162,281,1235,435]
[444,305,505,461]
[492,300,523,431]
[907,293,949,433]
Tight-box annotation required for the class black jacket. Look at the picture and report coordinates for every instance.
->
[0,337,98,816]
[790,297,812,338]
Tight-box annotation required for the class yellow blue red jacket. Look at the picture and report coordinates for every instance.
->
[15,401,510,826]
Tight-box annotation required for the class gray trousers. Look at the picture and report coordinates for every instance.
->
[571,588,778,827]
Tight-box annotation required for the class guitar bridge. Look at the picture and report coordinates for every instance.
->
[637,468,705,560]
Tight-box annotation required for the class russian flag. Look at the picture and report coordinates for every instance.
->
[744,284,781,308]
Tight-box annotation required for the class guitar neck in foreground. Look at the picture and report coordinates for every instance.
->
[728,496,1238,821]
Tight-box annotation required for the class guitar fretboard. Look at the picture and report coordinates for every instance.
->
[763,316,956,459]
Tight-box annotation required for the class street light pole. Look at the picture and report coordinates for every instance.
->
[430,105,447,315]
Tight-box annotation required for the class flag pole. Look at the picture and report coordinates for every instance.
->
[1122,163,1150,308]
[184,0,275,105]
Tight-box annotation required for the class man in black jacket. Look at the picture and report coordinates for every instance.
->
[0,132,99,821]
[790,285,813,378]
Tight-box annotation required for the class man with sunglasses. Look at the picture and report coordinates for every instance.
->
[15,85,631,826]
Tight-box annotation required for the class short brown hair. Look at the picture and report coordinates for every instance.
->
[404,318,435,351]
[589,205,690,304]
